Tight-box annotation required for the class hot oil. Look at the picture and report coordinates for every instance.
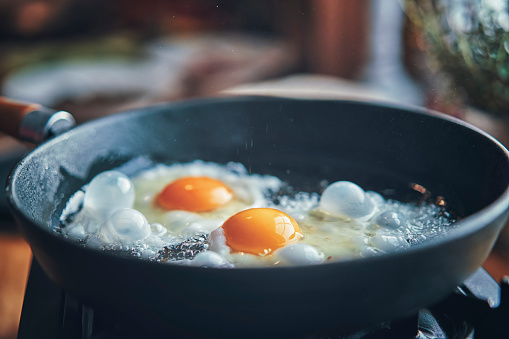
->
[269,182,457,262]
[59,160,461,267]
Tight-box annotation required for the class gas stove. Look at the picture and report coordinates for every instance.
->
[17,259,507,339]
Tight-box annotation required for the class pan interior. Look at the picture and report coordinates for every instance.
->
[9,97,509,238]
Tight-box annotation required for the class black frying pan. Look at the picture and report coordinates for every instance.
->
[3,96,509,338]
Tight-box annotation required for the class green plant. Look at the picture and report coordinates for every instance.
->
[406,0,509,114]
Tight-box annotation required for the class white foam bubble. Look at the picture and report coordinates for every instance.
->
[375,210,407,229]
[319,181,375,220]
[208,227,230,256]
[273,244,325,266]
[83,171,135,220]
[370,234,410,252]
[186,251,233,268]
[100,208,150,243]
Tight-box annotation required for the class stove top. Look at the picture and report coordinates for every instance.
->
[18,259,508,339]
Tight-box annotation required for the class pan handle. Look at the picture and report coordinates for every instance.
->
[0,96,75,144]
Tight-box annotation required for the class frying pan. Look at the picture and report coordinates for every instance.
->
[3,96,509,338]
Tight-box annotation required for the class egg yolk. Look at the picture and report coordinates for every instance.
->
[157,176,233,212]
[222,208,303,256]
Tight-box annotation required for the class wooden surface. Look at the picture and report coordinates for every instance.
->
[483,245,509,282]
[0,233,32,339]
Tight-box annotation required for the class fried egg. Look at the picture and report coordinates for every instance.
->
[60,161,456,268]
[131,161,281,235]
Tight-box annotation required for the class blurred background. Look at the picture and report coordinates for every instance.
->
[0,0,508,338]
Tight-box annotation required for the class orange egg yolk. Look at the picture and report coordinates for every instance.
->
[222,208,303,256]
[157,176,233,212]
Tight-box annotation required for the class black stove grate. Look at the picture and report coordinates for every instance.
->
[18,260,507,339]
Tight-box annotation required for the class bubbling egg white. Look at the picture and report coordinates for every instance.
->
[61,161,283,263]
[60,161,457,268]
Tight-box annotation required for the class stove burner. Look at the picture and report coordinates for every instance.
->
[18,260,507,339]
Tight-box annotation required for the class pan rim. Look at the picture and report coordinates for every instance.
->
[6,95,509,271]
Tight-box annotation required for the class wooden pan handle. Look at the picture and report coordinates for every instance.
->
[0,96,75,144]
[0,97,42,139]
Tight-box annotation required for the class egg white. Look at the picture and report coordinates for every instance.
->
[131,161,281,235]
[60,161,456,268]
